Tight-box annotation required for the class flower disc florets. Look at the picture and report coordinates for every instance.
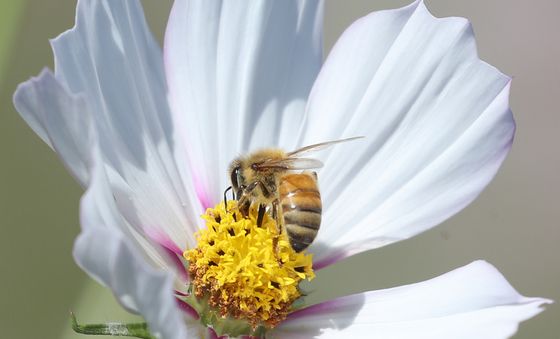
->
[185,200,314,333]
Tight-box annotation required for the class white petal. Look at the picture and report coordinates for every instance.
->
[13,69,92,186]
[164,0,324,205]
[14,70,187,278]
[74,151,189,339]
[301,0,515,267]
[271,261,551,339]
[41,0,200,249]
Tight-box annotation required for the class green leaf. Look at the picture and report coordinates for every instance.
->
[70,313,156,339]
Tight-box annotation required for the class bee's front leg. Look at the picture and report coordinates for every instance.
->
[238,181,261,217]
[237,191,251,217]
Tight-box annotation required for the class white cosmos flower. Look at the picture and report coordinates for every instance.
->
[14,0,551,338]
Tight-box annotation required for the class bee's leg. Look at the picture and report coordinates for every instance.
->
[245,181,259,193]
[238,193,251,217]
[223,186,233,211]
[257,204,266,227]
[238,181,260,217]
[272,199,283,234]
[271,199,282,261]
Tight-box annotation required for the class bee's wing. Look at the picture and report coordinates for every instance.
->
[257,157,323,170]
[286,136,364,157]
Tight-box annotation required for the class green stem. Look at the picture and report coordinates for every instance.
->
[70,312,156,339]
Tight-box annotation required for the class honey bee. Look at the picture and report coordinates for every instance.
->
[228,137,362,252]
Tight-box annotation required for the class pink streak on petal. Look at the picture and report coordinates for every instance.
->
[144,228,189,282]
[313,250,346,271]
[145,228,183,255]
[208,328,228,339]
[285,298,345,321]
[192,171,212,210]
[175,297,199,320]
[174,290,188,296]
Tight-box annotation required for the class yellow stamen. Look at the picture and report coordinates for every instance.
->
[184,200,314,329]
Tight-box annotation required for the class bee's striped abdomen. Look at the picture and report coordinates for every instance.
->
[279,172,322,252]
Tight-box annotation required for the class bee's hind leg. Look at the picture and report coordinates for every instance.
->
[257,204,266,227]
[272,199,282,233]
[271,199,282,260]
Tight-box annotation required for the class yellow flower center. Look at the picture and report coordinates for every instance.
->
[184,200,314,332]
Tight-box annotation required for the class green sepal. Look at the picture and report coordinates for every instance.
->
[290,295,308,312]
[71,312,156,339]
[180,294,267,338]
[202,310,266,338]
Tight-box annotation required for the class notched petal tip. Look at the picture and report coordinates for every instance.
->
[13,68,55,146]
[13,68,94,186]
[418,0,515,85]
[306,0,518,268]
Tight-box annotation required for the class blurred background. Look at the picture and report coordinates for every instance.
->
[0,0,557,338]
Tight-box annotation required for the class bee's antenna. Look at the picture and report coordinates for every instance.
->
[223,186,233,211]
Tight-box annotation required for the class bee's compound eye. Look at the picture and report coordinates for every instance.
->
[230,166,241,189]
